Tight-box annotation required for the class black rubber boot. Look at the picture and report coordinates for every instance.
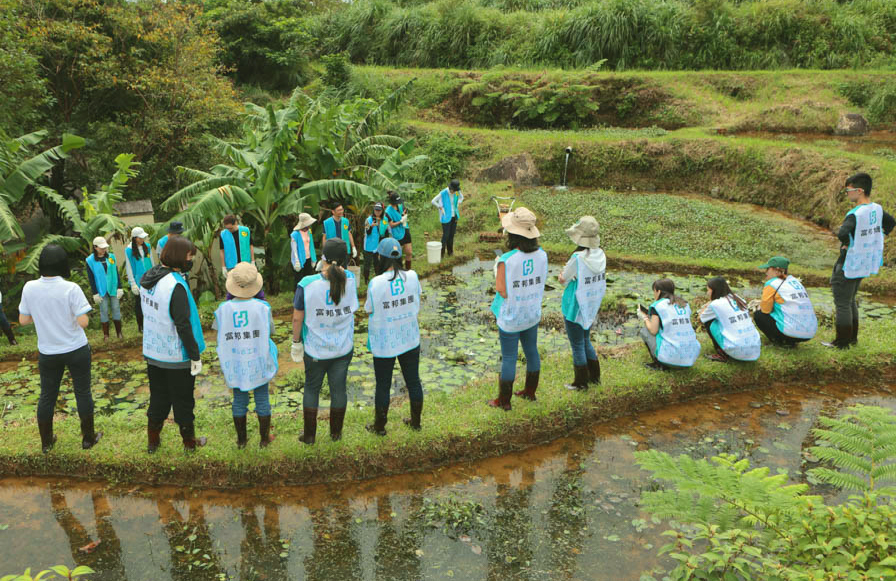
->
[822,325,853,349]
[515,371,540,401]
[179,423,207,451]
[850,320,859,346]
[113,319,123,339]
[233,416,248,449]
[38,419,56,453]
[403,400,423,430]
[329,407,346,441]
[80,415,103,450]
[259,415,275,447]
[586,358,601,385]
[565,365,590,391]
[299,407,317,445]
[366,407,389,436]
[147,420,163,454]
[488,377,513,411]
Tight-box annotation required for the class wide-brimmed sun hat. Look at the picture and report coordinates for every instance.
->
[565,216,601,249]
[130,226,149,240]
[226,262,263,298]
[377,237,402,259]
[501,207,540,239]
[92,236,110,249]
[759,256,790,269]
[168,221,185,235]
[294,213,317,231]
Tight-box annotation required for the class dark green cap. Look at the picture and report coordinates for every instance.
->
[759,256,790,269]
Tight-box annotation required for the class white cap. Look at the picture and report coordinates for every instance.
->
[92,236,110,249]
[130,226,149,239]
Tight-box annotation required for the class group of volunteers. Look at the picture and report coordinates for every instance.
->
[10,173,893,455]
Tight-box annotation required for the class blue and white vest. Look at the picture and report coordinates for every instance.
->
[843,203,885,279]
[141,272,206,363]
[652,298,701,368]
[366,270,422,358]
[491,249,548,333]
[438,188,462,224]
[220,226,251,269]
[765,276,818,339]
[704,296,761,362]
[214,298,278,391]
[156,235,169,257]
[300,272,358,360]
[560,252,606,330]
[364,216,390,252]
[86,253,119,297]
[323,217,352,253]
[125,245,152,286]
[385,205,407,240]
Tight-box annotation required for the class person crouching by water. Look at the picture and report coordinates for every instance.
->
[365,238,424,435]
[140,236,207,453]
[18,244,101,453]
[214,263,278,449]
[291,238,359,444]
[488,207,548,410]
[558,216,606,390]
[638,279,701,371]
[698,277,761,363]
[754,256,817,347]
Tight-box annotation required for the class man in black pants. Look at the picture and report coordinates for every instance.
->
[823,173,894,349]
[431,179,463,258]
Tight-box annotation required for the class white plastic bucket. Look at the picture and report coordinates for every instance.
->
[426,241,442,264]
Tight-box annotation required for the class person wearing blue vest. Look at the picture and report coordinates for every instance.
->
[291,238,359,445]
[218,214,254,279]
[365,238,424,436]
[363,202,391,284]
[215,262,278,449]
[431,179,464,258]
[140,236,207,452]
[125,226,154,333]
[558,216,605,390]
[824,173,895,349]
[698,277,761,363]
[386,191,413,271]
[638,279,701,371]
[322,203,358,260]
[291,212,318,288]
[488,207,548,410]
[156,221,183,257]
[86,236,124,341]
[754,256,818,347]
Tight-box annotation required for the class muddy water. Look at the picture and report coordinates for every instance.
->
[1,381,894,580]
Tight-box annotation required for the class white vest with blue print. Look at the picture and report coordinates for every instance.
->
[491,249,548,333]
[300,272,359,360]
[573,253,605,330]
[367,270,422,358]
[141,273,206,363]
[653,298,701,367]
[843,203,885,279]
[214,299,278,391]
[706,296,761,361]
[766,276,818,339]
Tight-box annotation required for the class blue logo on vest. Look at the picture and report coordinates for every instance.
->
[390,278,405,296]
[790,279,804,291]
[522,259,534,276]
[870,210,878,225]
[325,290,334,305]
[673,304,688,316]
[233,310,249,328]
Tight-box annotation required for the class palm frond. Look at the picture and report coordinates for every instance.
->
[37,186,85,233]
[297,179,380,204]
[19,234,83,274]
[0,133,85,202]
[354,79,416,138]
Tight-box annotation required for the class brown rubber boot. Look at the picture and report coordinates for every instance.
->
[329,407,347,441]
[515,371,540,401]
[38,419,56,453]
[179,423,207,451]
[565,365,590,391]
[113,319,123,339]
[258,415,275,447]
[80,414,103,449]
[488,377,513,411]
[366,407,389,436]
[586,358,601,385]
[233,416,248,449]
[403,400,423,430]
[299,407,318,445]
[147,420,163,454]
[102,322,110,341]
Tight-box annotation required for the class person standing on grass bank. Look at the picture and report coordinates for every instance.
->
[0,286,17,345]
[824,173,895,349]
[488,207,548,410]
[754,256,817,347]
[386,191,413,271]
[431,179,463,258]
[219,214,253,279]
[125,226,154,334]
[698,276,761,363]
[558,216,605,390]
[18,244,101,453]
[322,203,358,260]
[365,238,424,436]
[156,221,183,257]
[140,236,207,453]
[291,212,317,288]
[86,236,124,341]
[214,263,277,449]
[291,238,359,445]
[638,279,701,371]
[363,202,391,284]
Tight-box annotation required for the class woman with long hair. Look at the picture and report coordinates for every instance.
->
[698,276,761,362]
[363,202,391,284]
[638,279,701,370]
[385,192,413,271]
[125,226,154,333]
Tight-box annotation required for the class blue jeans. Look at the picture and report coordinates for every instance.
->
[232,384,271,417]
[564,319,598,367]
[303,351,352,409]
[98,295,121,323]
[373,346,423,408]
[498,324,540,382]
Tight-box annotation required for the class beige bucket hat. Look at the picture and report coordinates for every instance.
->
[501,207,540,239]
[294,213,317,231]
[226,262,263,298]
[565,216,601,248]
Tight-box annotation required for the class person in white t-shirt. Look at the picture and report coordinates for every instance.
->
[18,244,102,453]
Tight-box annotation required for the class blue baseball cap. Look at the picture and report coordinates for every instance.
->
[377,237,402,259]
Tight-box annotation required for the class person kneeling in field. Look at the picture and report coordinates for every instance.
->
[638,279,701,371]
[214,263,278,449]
[753,256,817,347]
[698,277,761,363]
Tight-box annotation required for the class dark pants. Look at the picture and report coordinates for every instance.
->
[363,251,379,283]
[441,218,458,256]
[37,345,93,421]
[303,351,353,409]
[134,296,144,330]
[146,364,196,425]
[753,311,808,346]
[293,259,314,288]
[831,266,862,344]
[0,308,10,331]
[373,346,423,408]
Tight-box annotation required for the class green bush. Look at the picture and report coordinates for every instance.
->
[321,52,353,91]
[410,131,480,189]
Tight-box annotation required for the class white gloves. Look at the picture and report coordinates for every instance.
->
[314,260,322,272]
[190,360,203,376]
[291,342,304,362]
[221,266,228,278]
[293,261,301,271]
[93,294,102,306]
[351,247,357,258]
[747,299,761,312]
[116,288,124,300]
[131,284,139,295]
[401,215,408,226]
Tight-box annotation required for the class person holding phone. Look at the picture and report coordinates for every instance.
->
[637,279,700,370]
[698,277,761,363]
[386,192,412,271]
[363,202,391,284]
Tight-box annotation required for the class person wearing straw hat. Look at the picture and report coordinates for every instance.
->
[754,256,817,347]
[363,202,391,284]
[214,263,278,449]
[125,226,154,333]
[488,207,548,410]
[86,235,124,341]
[156,221,184,257]
[291,212,318,288]
[558,216,606,390]
[365,237,424,436]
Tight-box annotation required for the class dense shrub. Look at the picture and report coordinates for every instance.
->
[409,131,481,190]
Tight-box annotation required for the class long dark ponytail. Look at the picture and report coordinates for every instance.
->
[707,276,748,311]
[327,262,346,305]
[387,256,405,281]
[652,278,688,308]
